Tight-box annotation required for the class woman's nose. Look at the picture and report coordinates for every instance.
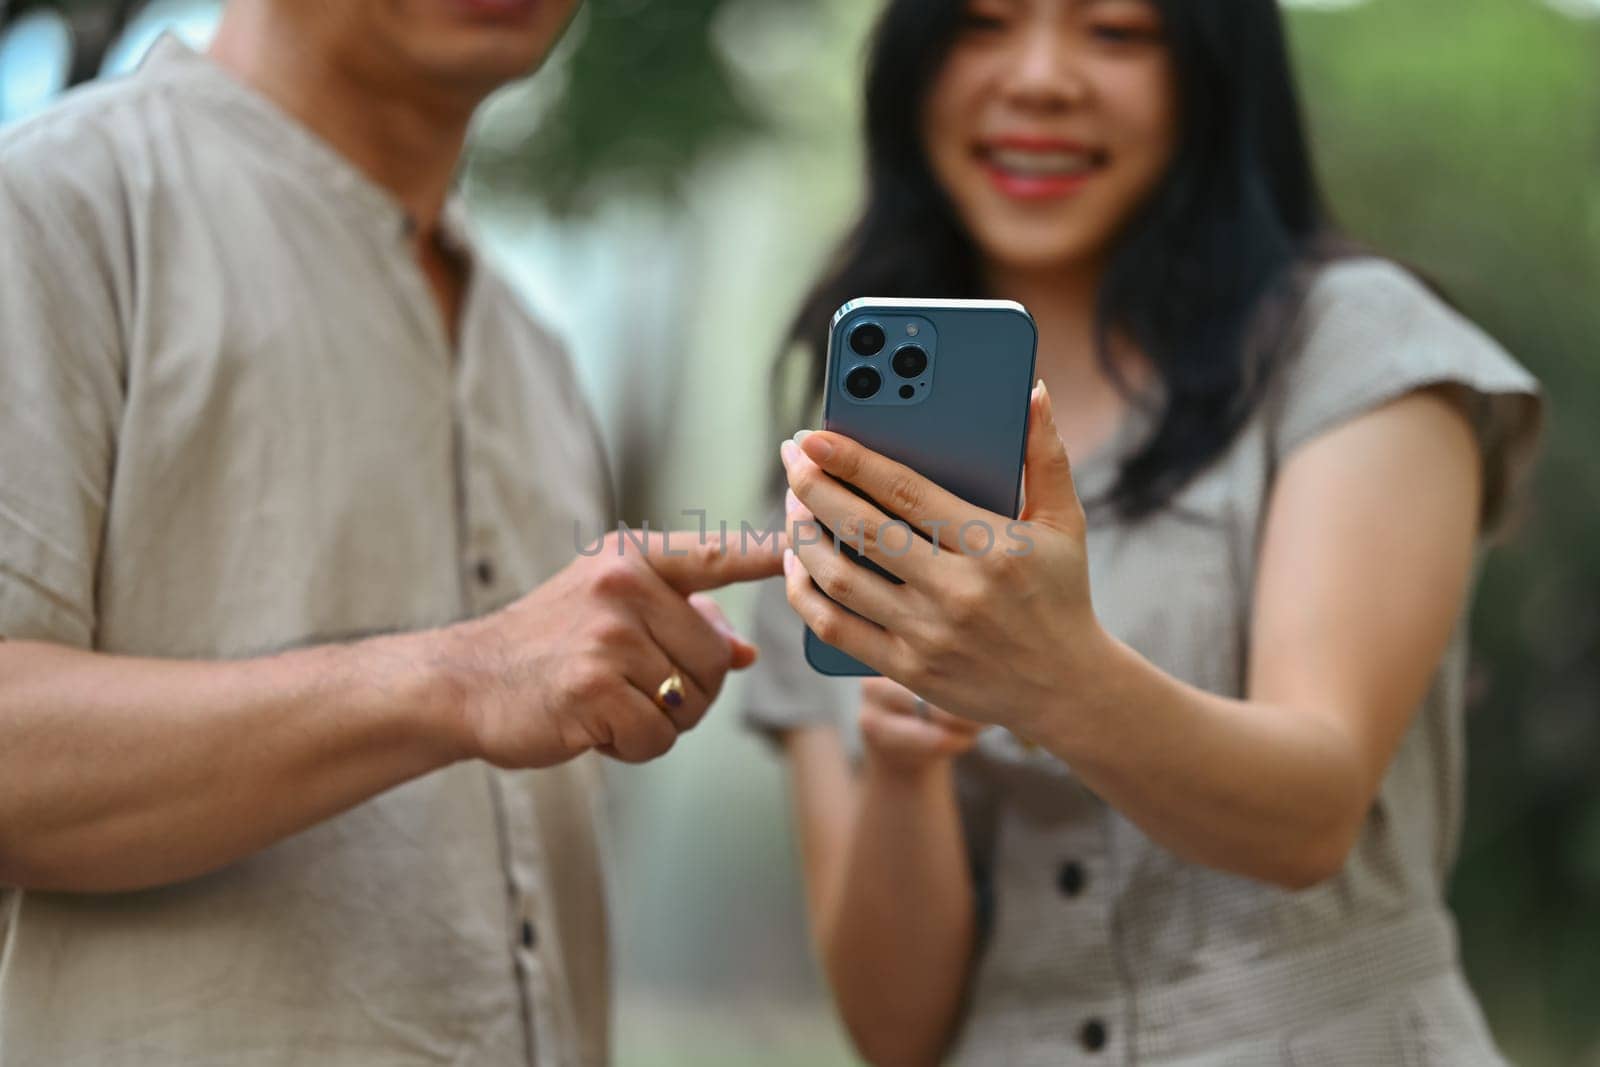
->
[999,30,1091,112]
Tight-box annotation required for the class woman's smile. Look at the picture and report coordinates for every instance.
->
[924,0,1177,273]
[975,134,1109,200]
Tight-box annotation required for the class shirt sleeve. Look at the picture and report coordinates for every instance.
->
[1271,258,1544,538]
[0,126,127,647]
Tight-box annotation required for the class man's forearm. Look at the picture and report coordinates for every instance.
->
[0,630,466,892]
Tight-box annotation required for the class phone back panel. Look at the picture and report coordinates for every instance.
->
[804,299,1038,676]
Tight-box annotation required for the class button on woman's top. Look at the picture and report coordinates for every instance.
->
[745,258,1542,1065]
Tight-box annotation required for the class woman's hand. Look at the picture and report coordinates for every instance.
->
[858,678,984,778]
[787,380,1492,890]
[780,381,1111,740]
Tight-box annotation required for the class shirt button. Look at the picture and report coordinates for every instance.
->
[1057,859,1087,897]
[474,558,496,588]
[1080,1018,1108,1052]
[520,919,537,950]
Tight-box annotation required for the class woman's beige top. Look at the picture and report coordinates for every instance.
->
[745,258,1543,1065]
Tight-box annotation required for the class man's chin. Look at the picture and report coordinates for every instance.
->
[440,0,546,20]
[419,41,549,94]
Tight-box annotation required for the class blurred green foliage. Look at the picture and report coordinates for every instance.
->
[1288,3,1600,1063]
[469,0,822,216]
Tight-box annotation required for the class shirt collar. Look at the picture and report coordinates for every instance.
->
[136,33,476,254]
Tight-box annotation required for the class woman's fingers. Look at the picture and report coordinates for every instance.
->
[861,679,984,736]
[924,705,986,737]
[1020,381,1085,531]
[783,548,909,676]
[860,678,985,766]
[781,438,990,580]
[787,491,911,629]
[789,431,989,553]
[860,701,981,758]
[780,445,932,581]
[861,677,915,711]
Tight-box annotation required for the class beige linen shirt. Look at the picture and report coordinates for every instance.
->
[0,38,614,1066]
[746,258,1543,1065]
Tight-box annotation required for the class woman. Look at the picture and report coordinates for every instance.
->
[742,0,1543,1064]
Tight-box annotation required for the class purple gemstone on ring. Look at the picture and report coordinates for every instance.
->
[663,689,684,709]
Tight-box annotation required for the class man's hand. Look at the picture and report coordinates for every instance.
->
[442,529,785,767]
[0,528,784,891]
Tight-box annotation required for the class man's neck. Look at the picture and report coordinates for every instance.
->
[207,9,476,241]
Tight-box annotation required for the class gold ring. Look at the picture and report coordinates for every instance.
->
[654,672,687,712]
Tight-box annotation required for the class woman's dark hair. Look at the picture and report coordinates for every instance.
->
[779,0,1339,520]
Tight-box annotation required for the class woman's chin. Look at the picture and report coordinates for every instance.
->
[976,237,1106,281]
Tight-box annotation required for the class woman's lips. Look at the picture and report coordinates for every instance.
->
[981,162,1097,200]
[976,141,1106,201]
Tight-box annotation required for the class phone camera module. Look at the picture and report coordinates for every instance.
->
[845,366,882,400]
[849,322,887,357]
[891,344,929,379]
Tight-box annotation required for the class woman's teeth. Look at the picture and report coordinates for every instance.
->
[987,149,1101,176]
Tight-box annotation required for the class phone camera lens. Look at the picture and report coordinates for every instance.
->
[845,366,882,400]
[849,323,887,357]
[891,344,928,379]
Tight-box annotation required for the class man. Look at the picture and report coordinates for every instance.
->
[0,1,780,1063]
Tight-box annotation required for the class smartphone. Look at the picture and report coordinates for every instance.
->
[803,298,1039,677]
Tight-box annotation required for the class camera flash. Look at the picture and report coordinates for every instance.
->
[906,324,920,337]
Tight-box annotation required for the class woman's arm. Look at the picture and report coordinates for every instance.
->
[782,727,857,938]
[779,382,1482,890]
[781,683,982,1066]
[1033,387,1481,887]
